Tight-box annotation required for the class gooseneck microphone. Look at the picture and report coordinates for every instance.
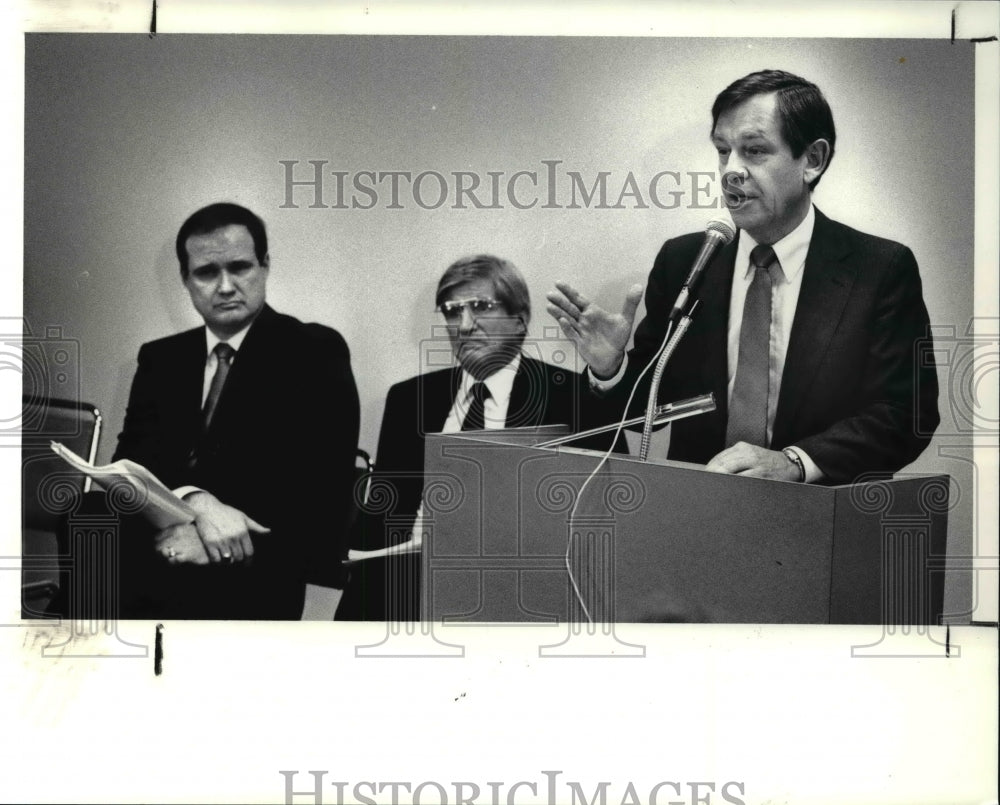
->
[667,215,737,322]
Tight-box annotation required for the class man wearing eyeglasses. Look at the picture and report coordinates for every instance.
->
[337,254,601,620]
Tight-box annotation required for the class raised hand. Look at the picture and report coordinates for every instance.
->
[546,281,644,378]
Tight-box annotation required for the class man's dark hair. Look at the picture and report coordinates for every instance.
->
[175,202,269,277]
[711,69,836,190]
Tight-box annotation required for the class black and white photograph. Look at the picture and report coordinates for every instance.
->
[2,2,997,803]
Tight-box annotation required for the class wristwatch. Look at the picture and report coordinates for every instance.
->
[781,447,806,483]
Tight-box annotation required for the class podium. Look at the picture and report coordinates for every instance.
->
[419,431,950,624]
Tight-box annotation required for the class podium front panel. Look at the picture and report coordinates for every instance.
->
[424,435,841,623]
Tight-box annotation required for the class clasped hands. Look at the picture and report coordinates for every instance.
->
[155,490,270,566]
[546,280,802,481]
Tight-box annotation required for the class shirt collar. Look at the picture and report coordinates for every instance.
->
[205,322,252,359]
[736,203,815,283]
[459,351,523,403]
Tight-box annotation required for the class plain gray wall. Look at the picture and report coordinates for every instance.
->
[23,35,976,616]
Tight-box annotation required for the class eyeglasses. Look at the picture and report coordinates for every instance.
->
[436,297,504,322]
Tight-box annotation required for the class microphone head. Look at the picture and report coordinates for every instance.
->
[706,214,736,244]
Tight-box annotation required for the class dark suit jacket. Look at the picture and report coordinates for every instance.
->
[607,208,939,484]
[370,355,598,539]
[113,304,360,619]
[338,354,602,620]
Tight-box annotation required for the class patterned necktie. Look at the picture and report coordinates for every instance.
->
[726,244,778,448]
[461,382,490,431]
[202,342,235,431]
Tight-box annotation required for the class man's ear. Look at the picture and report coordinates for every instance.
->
[802,139,831,185]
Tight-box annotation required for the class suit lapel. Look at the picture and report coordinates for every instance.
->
[177,327,209,431]
[422,367,460,434]
[158,326,209,472]
[774,209,857,442]
[508,356,542,428]
[694,236,738,445]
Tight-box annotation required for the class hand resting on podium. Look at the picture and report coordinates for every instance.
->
[705,442,802,481]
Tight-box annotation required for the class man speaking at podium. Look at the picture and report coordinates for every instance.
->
[109,202,360,619]
[547,69,939,485]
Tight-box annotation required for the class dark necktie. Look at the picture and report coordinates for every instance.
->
[202,342,235,431]
[461,382,490,431]
[726,244,778,448]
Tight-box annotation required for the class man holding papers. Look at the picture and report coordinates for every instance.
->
[103,203,359,619]
[547,70,939,484]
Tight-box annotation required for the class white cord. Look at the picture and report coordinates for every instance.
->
[564,320,675,624]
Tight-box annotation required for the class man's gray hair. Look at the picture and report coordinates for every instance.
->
[435,254,531,326]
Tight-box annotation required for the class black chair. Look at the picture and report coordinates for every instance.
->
[336,449,422,621]
[20,395,102,617]
[348,447,375,547]
[304,448,375,592]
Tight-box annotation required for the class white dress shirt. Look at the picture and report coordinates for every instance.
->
[592,205,822,481]
[441,352,522,433]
